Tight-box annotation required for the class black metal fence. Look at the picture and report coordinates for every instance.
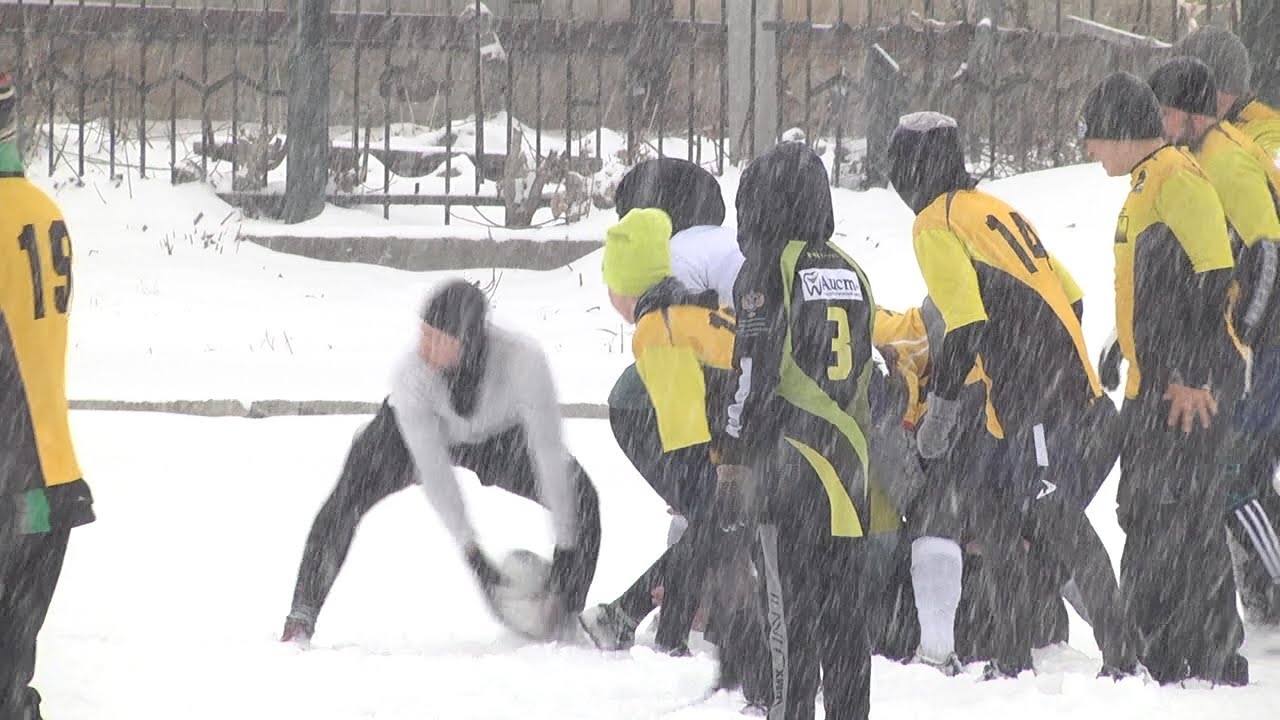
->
[0,0,1245,226]
[0,0,730,223]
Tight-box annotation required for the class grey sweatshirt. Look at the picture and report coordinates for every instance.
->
[388,326,578,550]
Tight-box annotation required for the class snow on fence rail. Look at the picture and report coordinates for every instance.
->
[68,398,609,419]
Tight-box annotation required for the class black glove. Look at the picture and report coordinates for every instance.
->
[465,544,504,591]
[715,464,754,532]
[916,392,961,460]
[548,546,577,597]
[1098,333,1123,392]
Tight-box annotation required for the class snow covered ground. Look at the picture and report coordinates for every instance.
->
[41,413,1280,720]
[24,128,1280,717]
[59,140,1127,407]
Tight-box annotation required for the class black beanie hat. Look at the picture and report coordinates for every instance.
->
[614,158,726,235]
[422,279,488,337]
[1174,27,1251,96]
[1079,72,1165,141]
[886,112,976,215]
[1149,57,1218,117]
[421,279,490,416]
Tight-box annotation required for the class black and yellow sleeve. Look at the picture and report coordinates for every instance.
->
[1154,168,1236,388]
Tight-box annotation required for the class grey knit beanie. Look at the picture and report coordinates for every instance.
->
[1173,27,1251,96]
[0,72,15,143]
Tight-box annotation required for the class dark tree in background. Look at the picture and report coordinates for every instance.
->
[284,0,331,224]
[1241,0,1280,105]
[627,0,676,145]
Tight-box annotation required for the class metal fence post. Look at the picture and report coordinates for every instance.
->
[727,0,777,163]
[283,0,330,223]
[863,43,902,188]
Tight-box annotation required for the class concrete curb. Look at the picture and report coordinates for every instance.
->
[68,398,610,419]
[242,235,602,272]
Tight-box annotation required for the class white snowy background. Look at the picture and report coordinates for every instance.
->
[25,121,1280,718]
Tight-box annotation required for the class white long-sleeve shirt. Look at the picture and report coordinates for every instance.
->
[668,225,745,309]
[388,327,577,550]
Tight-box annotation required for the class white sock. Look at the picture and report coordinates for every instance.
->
[911,536,963,662]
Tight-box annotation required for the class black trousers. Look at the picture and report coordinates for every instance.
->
[1119,399,1245,684]
[757,522,869,720]
[746,432,872,720]
[1226,432,1280,623]
[0,528,70,720]
[289,401,602,627]
[965,419,1134,673]
[608,405,720,650]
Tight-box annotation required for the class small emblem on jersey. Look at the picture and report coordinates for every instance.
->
[741,291,765,314]
[1036,479,1057,500]
[799,268,863,302]
[1133,170,1147,194]
[1114,215,1129,244]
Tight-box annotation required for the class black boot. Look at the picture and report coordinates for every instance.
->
[281,607,316,644]
[22,688,42,720]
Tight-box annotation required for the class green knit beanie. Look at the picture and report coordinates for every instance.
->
[602,208,673,298]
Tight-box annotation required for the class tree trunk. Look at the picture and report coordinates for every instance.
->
[1241,0,1280,105]
[283,0,331,224]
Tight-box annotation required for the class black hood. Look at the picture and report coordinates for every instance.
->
[634,277,720,320]
[735,142,835,260]
[421,279,490,417]
[614,158,726,234]
[886,114,976,215]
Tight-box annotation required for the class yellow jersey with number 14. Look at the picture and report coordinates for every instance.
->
[912,189,1100,432]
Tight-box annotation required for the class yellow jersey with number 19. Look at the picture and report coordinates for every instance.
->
[0,171,88,531]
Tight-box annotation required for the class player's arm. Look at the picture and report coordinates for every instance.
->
[1049,252,1085,321]
[388,383,478,550]
[0,310,23,509]
[1206,150,1280,342]
[634,313,714,452]
[514,342,579,551]
[1204,147,1280,249]
[718,256,787,467]
[1243,112,1280,158]
[1156,170,1237,388]
[913,228,987,401]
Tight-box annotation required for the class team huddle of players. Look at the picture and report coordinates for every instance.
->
[2,23,1275,720]
[268,27,1280,720]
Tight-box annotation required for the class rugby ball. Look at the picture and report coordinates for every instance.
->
[488,550,559,641]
